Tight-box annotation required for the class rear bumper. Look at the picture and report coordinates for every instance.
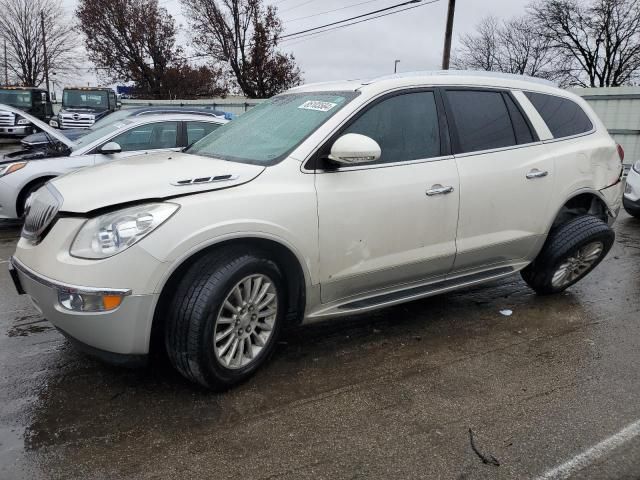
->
[600,180,624,225]
[0,126,30,136]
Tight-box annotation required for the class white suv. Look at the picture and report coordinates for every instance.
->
[9,72,624,389]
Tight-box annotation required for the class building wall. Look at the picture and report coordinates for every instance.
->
[571,86,640,165]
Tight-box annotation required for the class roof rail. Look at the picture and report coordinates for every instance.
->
[364,70,557,87]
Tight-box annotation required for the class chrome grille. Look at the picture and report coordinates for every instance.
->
[60,113,95,129]
[0,110,15,127]
[22,184,63,243]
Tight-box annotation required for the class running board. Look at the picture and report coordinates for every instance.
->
[304,266,515,322]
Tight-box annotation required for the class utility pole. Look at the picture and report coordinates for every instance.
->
[3,39,7,85]
[394,59,401,73]
[441,0,456,70]
[40,11,50,97]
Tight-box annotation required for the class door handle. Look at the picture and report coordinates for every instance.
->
[426,184,454,196]
[526,169,548,179]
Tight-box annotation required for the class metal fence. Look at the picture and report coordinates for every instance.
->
[571,86,640,165]
[121,97,265,116]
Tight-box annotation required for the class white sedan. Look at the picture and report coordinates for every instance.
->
[0,105,227,219]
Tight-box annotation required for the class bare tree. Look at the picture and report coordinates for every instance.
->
[453,15,557,80]
[530,0,640,86]
[0,0,77,87]
[453,16,500,72]
[180,0,302,98]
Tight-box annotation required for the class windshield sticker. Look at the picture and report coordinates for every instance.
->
[298,100,337,112]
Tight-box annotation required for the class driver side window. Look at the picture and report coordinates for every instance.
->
[342,91,441,165]
[110,121,178,152]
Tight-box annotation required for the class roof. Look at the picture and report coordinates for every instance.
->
[0,86,45,91]
[288,70,565,97]
[63,87,114,92]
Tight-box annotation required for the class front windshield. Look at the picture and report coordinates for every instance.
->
[63,89,109,109]
[0,90,31,108]
[186,91,359,165]
[72,118,134,150]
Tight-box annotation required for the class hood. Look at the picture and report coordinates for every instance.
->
[0,104,76,149]
[21,129,84,148]
[51,151,266,213]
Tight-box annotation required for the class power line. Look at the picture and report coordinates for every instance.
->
[279,0,315,14]
[282,0,389,23]
[281,0,439,44]
[281,0,423,39]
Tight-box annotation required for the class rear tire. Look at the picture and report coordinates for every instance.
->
[165,247,286,390]
[521,215,614,295]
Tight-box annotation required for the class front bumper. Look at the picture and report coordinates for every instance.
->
[10,256,158,358]
[0,125,30,136]
[0,177,19,219]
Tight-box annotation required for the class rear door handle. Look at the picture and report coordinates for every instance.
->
[526,169,548,179]
[426,184,454,196]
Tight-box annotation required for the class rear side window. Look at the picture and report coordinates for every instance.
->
[446,90,516,153]
[524,92,593,138]
[342,91,441,164]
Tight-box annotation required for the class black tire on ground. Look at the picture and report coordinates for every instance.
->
[165,247,286,390]
[623,197,640,219]
[521,215,615,295]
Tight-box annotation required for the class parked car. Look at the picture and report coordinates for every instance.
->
[0,87,54,137]
[0,104,227,218]
[21,106,229,149]
[8,71,624,390]
[49,87,120,130]
[623,160,640,217]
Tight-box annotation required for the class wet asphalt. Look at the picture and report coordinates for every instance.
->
[1,139,640,479]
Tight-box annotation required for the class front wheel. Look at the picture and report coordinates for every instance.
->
[521,215,615,294]
[165,248,286,390]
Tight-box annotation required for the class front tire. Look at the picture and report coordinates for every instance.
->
[165,248,286,390]
[521,215,615,295]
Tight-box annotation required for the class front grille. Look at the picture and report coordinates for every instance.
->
[22,184,63,243]
[60,114,94,129]
[0,111,15,127]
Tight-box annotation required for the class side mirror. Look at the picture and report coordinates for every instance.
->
[328,133,381,165]
[99,142,122,154]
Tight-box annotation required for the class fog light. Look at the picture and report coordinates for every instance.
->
[58,291,124,312]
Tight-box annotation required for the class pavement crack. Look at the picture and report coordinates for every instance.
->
[469,428,500,467]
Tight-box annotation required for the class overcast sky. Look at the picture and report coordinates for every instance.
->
[58,0,531,88]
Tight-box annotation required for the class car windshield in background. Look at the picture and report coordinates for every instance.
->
[0,90,31,108]
[63,90,109,109]
[72,119,135,150]
[186,91,359,165]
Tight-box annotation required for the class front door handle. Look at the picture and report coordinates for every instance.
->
[426,184,454,196]
[526,169,548,179]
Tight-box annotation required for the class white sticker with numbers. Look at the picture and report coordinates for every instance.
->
[298,100,337,112]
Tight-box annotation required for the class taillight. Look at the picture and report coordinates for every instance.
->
[617,144,625,163]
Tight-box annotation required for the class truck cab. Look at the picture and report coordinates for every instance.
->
[50,87,119,129]
[0,87,53,137]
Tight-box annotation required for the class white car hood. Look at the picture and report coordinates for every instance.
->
[51,151,265,213]
[0,103,76,149]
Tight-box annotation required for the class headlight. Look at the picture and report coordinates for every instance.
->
[49,119,59,128]
[0,162,27,177]
[633,160,640,174]
[16,118,30,125]
[70,203,179,259]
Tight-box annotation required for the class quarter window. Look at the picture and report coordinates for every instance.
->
[341,91,441,164]
[524,92,593,138]
[110,121,178,152]
[446,90,516,153]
